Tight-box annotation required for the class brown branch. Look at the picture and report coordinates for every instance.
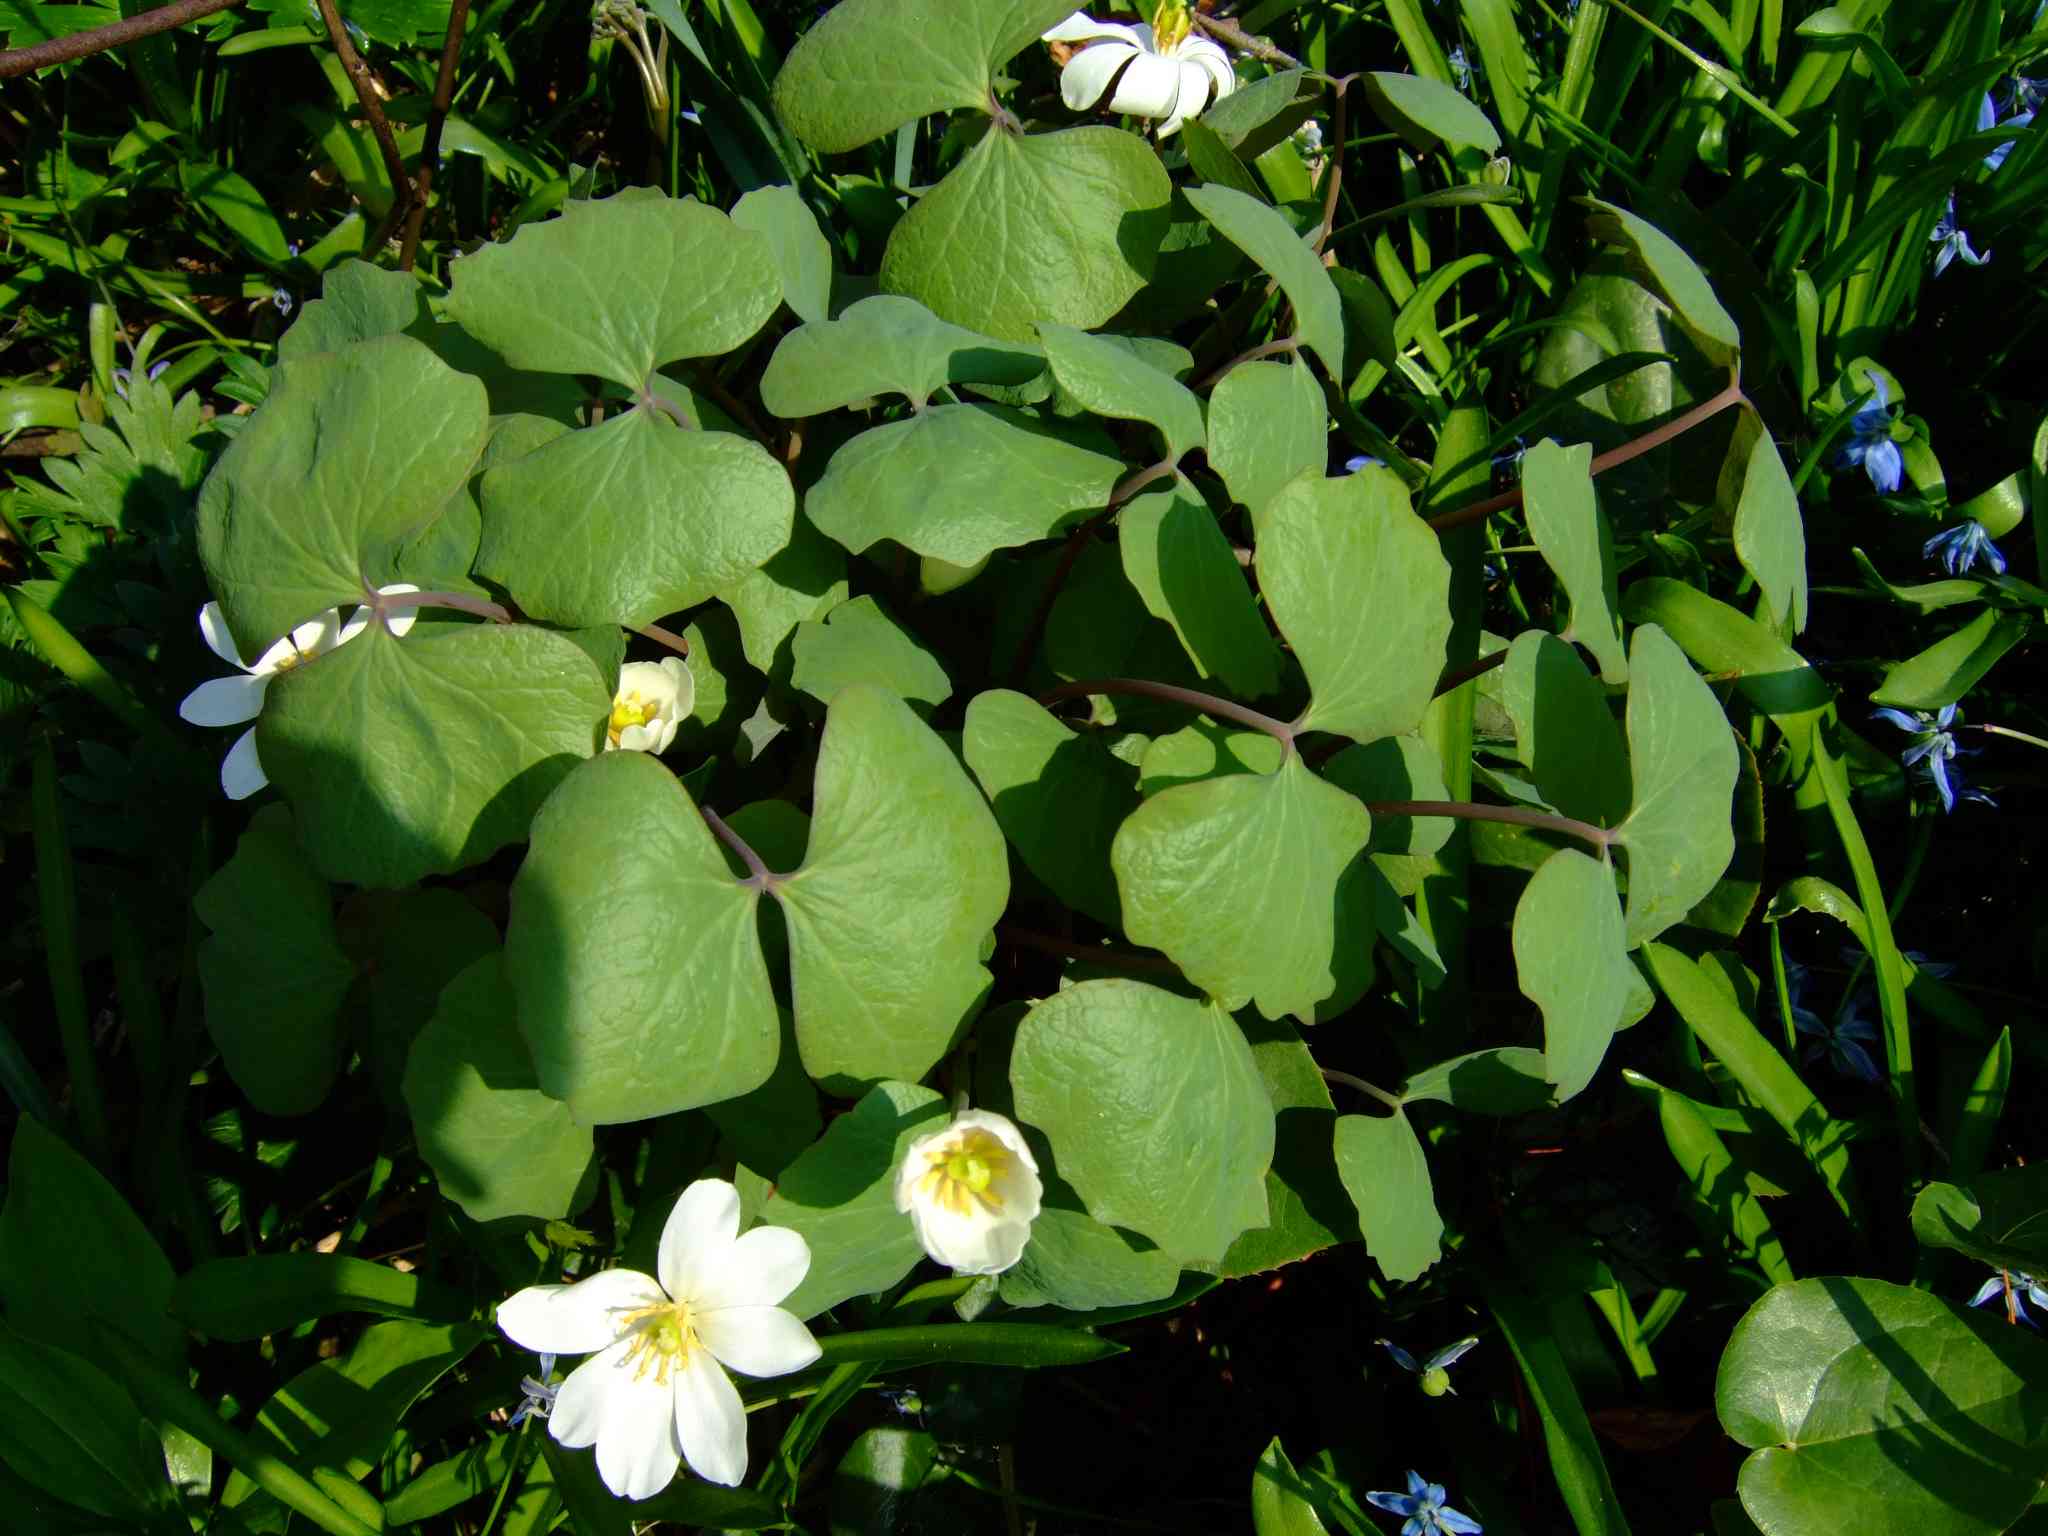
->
[398,0,471,271]
[315,0,413,250]
[1193,334,1298,393]
[1192,10,1301,68]
[1433,647,1509,698]
[1367,799,1614,854]
[997,925,1180,974]
[1,0,242,80]
[702,807,779,892]
[631,621,691,659]
[1314,75,1356,257]
[1426,372,1747,534]
[1038,677,1296,746]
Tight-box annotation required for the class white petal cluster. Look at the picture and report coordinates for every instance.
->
[497,1179,821,1498]
[1043,7,1236,139]
[604,657,694,754]
[894,1110,1043,1275]
[178,584,421,800]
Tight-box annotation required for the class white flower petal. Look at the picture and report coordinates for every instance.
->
[593,1365,683,1501]
[497,1269,666,1356]
[1099,50,1187,120]
[1043,12,1153,49]
[338,607,373,647]
[693,1226,812,1312]
[220,729,269,801]
[198,602,246,669]
[288,610,346,659]
[698,1304,822,1379]
[951,1110,1041,1171]
[909,1197,1033,1275]
[547,1337,632,1448]
[1178,36,1236,100]
[1060,39,1141,111]
[618,660,681,709]
[616,723,658,753]
[895,1111,1043,1275]
[377,584,421,640]
[661,656,695,719]
[1156,58,1220,137]
[658,1179,742,1302]
[652,717,681,755]
[672,1348,748,1487]
[179,674,269,728]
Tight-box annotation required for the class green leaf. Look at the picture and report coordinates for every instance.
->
[762,1081,947,1320]
[259,621,609,889]
[1628,1070,1792,1285]
[1183,184,1343,378]
[881,126,1172,342]
[831,1427,937,1532]
[1038,322,1204,460]
[810,1320,1125,1369]
[1614,624,1738,946]
[173,1254,467,1341]
[1206,362,1325,523]
[1496,630,1631,827]
[770,0,1076,153]
[1181,116,1264,200]
[1490,1281,1634,1536]
[1871,608,2032,711]
[1201,69,1314,150]
[805,405,1122,566]
[0,1115,181,1370]
[1358,71,1503,154]
[1118,481,1284,698]
[1251,1437,1332,1536]
[448,192,781,388]
[1112,754,1371,1019]
[277,259,427,362]
[1718,1277,2048,1536]
[194,805,355,1115]
[1400,1047,1554,1114]
[1333,1110,1443,1283]
[1259,467,1452,743]
[760,295,1044,415]
[1620,578,1833,724]
[1513,849,1633,1102]
[705,1012,822,1180]
[963,688,1139,928]
[717,510,851,673]
[506,750,780,1125]
[198,334,487,657]
[1910,1165,2048,1274]
[998,1176,1183,1315]
[778,687,1009,1087]
[402,955,593,1223]
[1319,735,1454,857]
[1011,979,1272,1265]
[1725,409,1809,634]
[0,1320,167,1520]
[351,884,503,1108]
[1581,200,1740,367]
[478,408,795,627]
[1523,439,1628,684]
[731,184,833,325]
[793,594,952,708]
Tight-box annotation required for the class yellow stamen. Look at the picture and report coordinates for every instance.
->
[617,1299,700,1385]
[917,1129,1012,1218]
[1151,0,1192,51]
[608,691,656,745]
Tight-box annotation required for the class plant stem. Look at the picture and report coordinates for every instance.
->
[1427,372,1747,533]
[398,0,471,270]
[702,806,778,890]
[1039,677,1297,746]
[1194,334,1298,392]
[1193,10,1302,68]
[1320,1068,1404,1113]
[997,925,1180,974]
[1314,75,1355,255]
[1434,647,1509,698]
[0,0,242,79]
[1367,799,1615,854]
[315,0,413,250]
[632,621,691,659]
[381,589,513,623]
[1968,722,2048,753]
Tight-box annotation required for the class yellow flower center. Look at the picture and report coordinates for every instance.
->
[608,691,658,745]
[1151,0,1193,51]
[618,1299,700,1385]
[273,650,304,674]
[917,1129,1012,1218]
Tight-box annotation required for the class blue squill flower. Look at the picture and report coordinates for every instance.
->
[1380,1335,1480,1396]
[1794,987,1882,1084]
[1970,1272,2048,1328]
[1923,520,2007,576]
[509,1353,557,1427]
[1985,110,2033,171]
[1871,704,1994,813]
[1345,454,1386,473]
[1448,47,1476,92]
[1930,193,1990,275]
[1367,1471,1482,1536]
[111,361,168,401]
[1833,370,1903,494]
[2002,76,2044,115]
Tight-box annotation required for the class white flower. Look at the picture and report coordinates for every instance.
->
[894,1110,1044,1276]
[496,1178,821,1498]
[605,657,694,754]
[178,587,420,800]
[1043,4,1236,139]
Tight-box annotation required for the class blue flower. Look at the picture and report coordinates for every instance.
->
[1985,110,2033,171]
[1345,454,1386,473]
[1832,370,1903,494]
[272,288,296,315]
[1930,193,1990,275]
[1786,962,1883,1084]
[1982,90,2035,170]
[110,360,168,401]
[1871,704,1994,812]
[1366,1471,1482,1536]
[1492,436,1526,484]
[1380,1335,1480,1397]
[2002,76,2044,116]
[1448,47,1476,92]
[1923,520,2007,576]
[1970,1272,2048,1328]
[509,1353,557,1427]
